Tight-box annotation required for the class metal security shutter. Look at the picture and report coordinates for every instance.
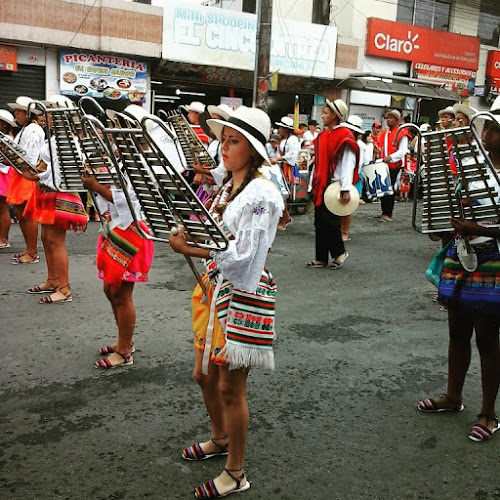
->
[0,64,46,110]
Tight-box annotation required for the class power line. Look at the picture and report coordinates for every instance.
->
[67,0,99,47]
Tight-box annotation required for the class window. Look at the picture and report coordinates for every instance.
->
[312,0,330,25]
[478,0,500,47]
[397,0,451,31]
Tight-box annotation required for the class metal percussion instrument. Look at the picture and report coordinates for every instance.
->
[80,110,228,296]
[397,119,500,271]
[158,109,216,171]
[0,132,38,176]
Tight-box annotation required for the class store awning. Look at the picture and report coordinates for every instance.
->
[337,73,460,101]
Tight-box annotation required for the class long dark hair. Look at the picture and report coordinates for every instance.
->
[216,146,262,214]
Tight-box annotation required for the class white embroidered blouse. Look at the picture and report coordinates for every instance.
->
[211,177,284,293]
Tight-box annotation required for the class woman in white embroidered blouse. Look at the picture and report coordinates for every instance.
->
[169,106,284,499]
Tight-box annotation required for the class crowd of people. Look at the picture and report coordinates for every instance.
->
[1,92,499,498]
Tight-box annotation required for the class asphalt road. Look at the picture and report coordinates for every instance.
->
[1,200,499,500]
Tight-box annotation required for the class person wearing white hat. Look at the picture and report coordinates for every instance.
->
[169,105,284,498]
[417,95,500,442]
[448,102,478,176]
[81,106,155,369]
[437,105,455,130]
[6,96,45,264]
[0,109,17,248]
[271,115,300,229]
[21,95,87,303]
[306,98,359,269]
[377,109,411,222]
[181,101,209,146]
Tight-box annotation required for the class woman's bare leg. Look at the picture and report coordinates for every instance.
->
[474,314,500,431]
[0,196,11,243]
[190,350,227,454]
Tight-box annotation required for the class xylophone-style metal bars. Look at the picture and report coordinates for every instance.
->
[0,132,38,176]
[157,109,216,171]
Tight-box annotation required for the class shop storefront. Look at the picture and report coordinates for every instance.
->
[59,50,149,112]
[155,1,338,122]
[355,18,480,125]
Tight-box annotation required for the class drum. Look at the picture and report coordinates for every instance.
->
[362,160,394,200]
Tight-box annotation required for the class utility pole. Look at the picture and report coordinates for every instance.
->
[252,0,272,112]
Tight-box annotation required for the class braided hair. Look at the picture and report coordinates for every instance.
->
[215,147,263,214]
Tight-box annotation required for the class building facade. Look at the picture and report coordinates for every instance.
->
[1,0,499,125]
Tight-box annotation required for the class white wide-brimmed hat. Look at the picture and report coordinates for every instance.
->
[342,115,364,135]
[385,109,401,120]
[0,109,17,127]
[275,116,294,129]
[107,104,157,132]
[43,94,76,108]
[438,106,455,118]
[453,103,477,121]
[180,101,205,114]
[7,96,42,115]
[326,98,347,121]
[207,104,233,121]
[207,105,272,165]
[419,123,431,132]
[473,95,500,129]
[324,181,360,216]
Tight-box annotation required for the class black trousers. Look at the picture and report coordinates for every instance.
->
[380,167,401,218]
[314,202,345,263]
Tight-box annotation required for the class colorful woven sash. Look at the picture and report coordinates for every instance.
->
[97,223,145,288]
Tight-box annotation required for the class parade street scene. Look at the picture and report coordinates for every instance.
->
[1,0,500,499]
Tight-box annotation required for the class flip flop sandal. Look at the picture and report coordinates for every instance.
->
[39,292,73,304]
[417,395,464,412]
[469,415,500,442]
[95,352,133,369]
[194,469,250,498]
[99,343,136,355]
[304,261,327,268]
[11,254,40,265]
[331,252,349,270]
[28,284,57,294]
[183,437,229,461]
[0,241,11,248]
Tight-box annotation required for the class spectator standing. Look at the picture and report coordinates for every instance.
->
[378,109,411,222]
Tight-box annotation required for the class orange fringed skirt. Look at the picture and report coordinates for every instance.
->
[6,170,35,205]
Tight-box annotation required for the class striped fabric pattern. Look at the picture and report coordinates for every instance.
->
[438,245,500,314]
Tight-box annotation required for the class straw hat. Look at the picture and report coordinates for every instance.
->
[326,98,347,121]
[207,104,233,121]
[275,116,295,129]
[385,109,401,120]
[342,115,364,135]
[323,181,360,216]
[180,101,205,114]
[0,109,16,127]
[438,106,455,118]
[452,103,477,120]
[207,105,272,165]
[7,96,42,115]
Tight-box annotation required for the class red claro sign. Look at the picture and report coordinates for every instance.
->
[486,50,500,79]
[366,18,480,71]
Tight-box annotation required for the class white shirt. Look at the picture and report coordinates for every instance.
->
[279,134,300,166]
[14,122,45,166]
[212,177,284,293]
[37,138,61,191]
[302,130,318,143]
[383,130,409,164]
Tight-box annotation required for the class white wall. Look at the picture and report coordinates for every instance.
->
[332,0,397,39]
[273,0,313,23]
